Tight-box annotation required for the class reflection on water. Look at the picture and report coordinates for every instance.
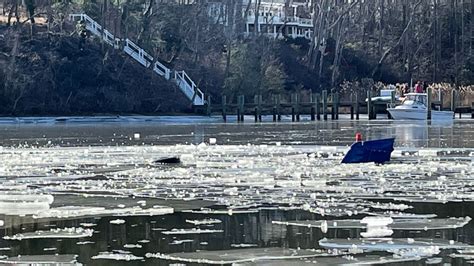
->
[1,205,473,265]
[0,116,472,148]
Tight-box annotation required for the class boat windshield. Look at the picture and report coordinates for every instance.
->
[402,94,427,106]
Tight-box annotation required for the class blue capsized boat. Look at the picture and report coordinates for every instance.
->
[341,138,395,164]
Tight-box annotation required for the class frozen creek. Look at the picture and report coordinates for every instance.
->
[0,118,473,265]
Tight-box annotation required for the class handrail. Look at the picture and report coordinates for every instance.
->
[69,13,205,106]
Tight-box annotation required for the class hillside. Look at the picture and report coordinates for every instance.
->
[0,25,191,116]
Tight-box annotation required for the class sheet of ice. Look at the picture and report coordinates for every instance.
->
[0,194,54,215]
[3,228,94,240]
[110,219,125,225]
[124,244,143,249]
[360,216,393,238]
[91,251,144,261]
[370,202,412,211]
[1,144,474,227]
[79,223,96,227]
[273,217,471,231]
[145,248,337,264]
[231,243,258,248]
[76,241,95,245]
[0,254,81,265]
[170,239,194,245]
[161,228,223,235]
[319,238,472,253]
[185,218,222,225]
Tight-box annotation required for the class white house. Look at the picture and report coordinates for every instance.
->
[208,0,314,39]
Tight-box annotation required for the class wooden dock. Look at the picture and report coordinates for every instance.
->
[199,89,474,122]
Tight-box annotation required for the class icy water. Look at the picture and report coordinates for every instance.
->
[0,116,474,265]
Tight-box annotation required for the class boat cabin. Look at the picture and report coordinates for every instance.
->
[401,93,427,108]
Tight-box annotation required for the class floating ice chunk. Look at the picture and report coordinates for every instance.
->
[33,206,173,219]
[92,252,143,261]
[230,243,258,248]
[124,244,142,249]
[182,209,258,215]
[146,248,333,264]
[0,194,54,215]
[170,239,194,245]
[4,228,93,240]
[361,217,393,226]
[76,241,94,245]
[161,228,223,235]
[0,254,80,264]
[43,247,57,251]
[360,228,393,238]
[110,219,125,225]
[370,202,413,211]
[319,238,472,253]
[360,216,393,238]
[185,219,222,225]
[394,246,440,258]
[79,223,96,227]
[0,220,3,227]
[133,133,140,140]
[273,217,470,231]
[426,257,443,264]
[209,138,217,145]
[0,194,54,204]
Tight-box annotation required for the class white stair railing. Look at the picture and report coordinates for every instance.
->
[123,39,153,68]
[175,71,205,106]
[154,61,171,80]
[69,13,205,106]
[69,14,120,48]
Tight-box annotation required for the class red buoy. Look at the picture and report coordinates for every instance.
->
[355,132,362,142]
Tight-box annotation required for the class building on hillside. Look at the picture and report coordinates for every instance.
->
[208,0,314,40]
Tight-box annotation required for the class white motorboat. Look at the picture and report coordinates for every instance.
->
[387,93,453,120]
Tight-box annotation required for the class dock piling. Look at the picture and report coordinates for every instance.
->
[427,87,432,120]
[206,95,212,116]
[316,93,321,120]
[222,95,227,122]
[322,90,328,120]
[367,90,373,120]
[355,93,360,120]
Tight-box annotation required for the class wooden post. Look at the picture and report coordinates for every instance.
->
[350,93,355,120]
[367,90,373,120]
[222,95,227,122]
[316,93,321,120]
[277,94,281,121]
[334,92,339,120]
[254,95,258,122]
[238,95,245,122]
[355,93,360,120]
[296,93,300,122]
[322,90,328,120]
[427,87,432,120]
[237,95,241,122]
[451,89,456,119]
[272,95,277,122]
[471,102,474,119]
[388,90,395,119]
[206,95,212,116]
[310,93,315,121]
[291,93,296,122]
[331,93,335,120]
[258,95,262,122]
